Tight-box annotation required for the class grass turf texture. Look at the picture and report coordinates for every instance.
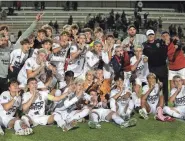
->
[0,114,185,141]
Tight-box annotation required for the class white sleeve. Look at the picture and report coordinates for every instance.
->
[101,51,109,64]
[130,56,136,66]
[25,59,33,70]
[110,90,117,98]
[64,97,78,108]
[50,54,65,62]
[10,50,15,65]
[22,93,31,104]
[142,85,149,95]
[0,92,9,104]
[83,93,91,101]
[70,45,78,53]
[170,88,177,97]
[86,51,99,67]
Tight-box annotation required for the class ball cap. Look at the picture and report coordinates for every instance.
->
[146,29,155,36]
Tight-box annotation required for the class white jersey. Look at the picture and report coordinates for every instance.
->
[110,86,132,104]
[142,84,161,104]
[0,91,21,116]
[130,55,149,83]
[18,57,40,85]
[50,44,70,71]
[10,48,28,68]
[170,85,185,106]
[22,91,48,116]
[67,44,88,77]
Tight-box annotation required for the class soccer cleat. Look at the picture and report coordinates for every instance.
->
[120,118,137,128]
[88,121,101,129]
[121,114,130,121]
[139,109,149,120]
[0,126,4,135]
[15,129,25,136]
[63,120,78,132]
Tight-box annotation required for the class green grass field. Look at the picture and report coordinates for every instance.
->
[0,114,185,141]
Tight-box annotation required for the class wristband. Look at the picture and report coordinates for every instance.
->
[48,95,54,101]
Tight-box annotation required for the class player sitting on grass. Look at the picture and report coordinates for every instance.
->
[53,79,91,130]
[139,73,164,120]
[163,75,185,120]
[21,77,77,132]
[110,74,134,121]
[0,79,33,136]
[88,89,137,129]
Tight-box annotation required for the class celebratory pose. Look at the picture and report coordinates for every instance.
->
[0,79,33,135]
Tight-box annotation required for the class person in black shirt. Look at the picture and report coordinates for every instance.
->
[142,29,168,105]
[33,29,46,49]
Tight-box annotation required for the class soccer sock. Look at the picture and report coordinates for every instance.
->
[126,100,134,115]
[54,114,66,128]
[91,112,99,123]
[142,108,148,114]
[131,92,141,107]
[68,108,90,122]
[0,125,4,135]
[21,116,30,127]
[110,98,117,112]
[163,106,182,119]
[112,113,124,125]
[14,120,22,132]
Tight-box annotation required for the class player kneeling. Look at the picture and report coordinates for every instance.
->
[0,79,33,136]
[88,90,137,129]
[21,78,77,132]
[110,75,134,121]
[139,73,166,120]
[163,75,185,120]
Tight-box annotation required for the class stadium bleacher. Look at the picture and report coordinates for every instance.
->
[1,6,185,36]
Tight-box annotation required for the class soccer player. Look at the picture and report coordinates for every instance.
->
[53,79,91,129]
[110,75,134,120]
[139,73,164,120]
[17,48,48,87]
[130,45,149,108]
[0,79,33,135]
[88,89,137,129]
[163,75,185,119]
[9,39,30,80]
[21,77,76,132]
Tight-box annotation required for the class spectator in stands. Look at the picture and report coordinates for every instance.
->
[178,25,183,39]
[48,20,54,28]
[41,1,45,10]
[72,1,78,11]
[158,17,162,31]
[54,20,59,34]
[64,1,70,11]
[17,1,21,11]
[1,9,7,20]
[121,25,147,58]
[68,15,73,25]
[17,30,22,40]
[142,30,168,106]
[34,1,39,11]
[144,12,149,27]
[33,29,46,49]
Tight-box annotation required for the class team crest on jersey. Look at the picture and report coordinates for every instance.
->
[39,95,42,100]
[27,62,31,67]
[3,96,7,99]
[156,43,160,48]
